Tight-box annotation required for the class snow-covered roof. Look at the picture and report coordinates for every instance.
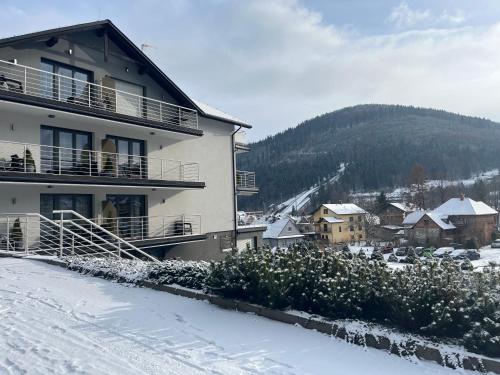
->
[434,197,497,216]
[320,217,344,224]
[389,202,412,212]
[425,212,456,230]
[322,203,367,215]
[402,211,425,225]
[263,218,303,239]
[194,100,250,127]
[380,225,404,230]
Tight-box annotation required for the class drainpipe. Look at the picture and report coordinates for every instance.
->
[231,125,242,248]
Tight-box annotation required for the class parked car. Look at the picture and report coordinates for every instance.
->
[421,248,434,258]
[450,249,467,259]
[464,249,480,261]
[433,247,454,258]
[414,247,424,255]
[491,239,500,248]
[449,242,463,249]
[395,247,408,256]
[382,245,394,254]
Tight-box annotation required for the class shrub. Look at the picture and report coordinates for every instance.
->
[207,243,500,357]
[65,256,209,289]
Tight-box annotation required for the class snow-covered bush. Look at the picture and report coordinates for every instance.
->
[65,256,209,289]
[207,243,500,357]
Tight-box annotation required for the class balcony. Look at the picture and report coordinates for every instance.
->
[234,130,250,153]
[0,140,204,189]
[236,170,259,195]
[0,59,200,135]
[0,213,204,255]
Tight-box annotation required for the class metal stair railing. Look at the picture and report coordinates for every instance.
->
[54,210,160,263]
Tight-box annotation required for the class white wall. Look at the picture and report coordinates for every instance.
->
[0,107,235,234]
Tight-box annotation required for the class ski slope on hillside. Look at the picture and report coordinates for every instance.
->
[273,163,346,215]
[0,258,463,375]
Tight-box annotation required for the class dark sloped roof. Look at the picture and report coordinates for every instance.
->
[0,19,251,128]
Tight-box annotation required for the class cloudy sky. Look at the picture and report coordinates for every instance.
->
[2,0,500,140]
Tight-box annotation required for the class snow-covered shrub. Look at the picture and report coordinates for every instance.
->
[65,256,209,289]
[207,243,500,357]
[387,253,398,262]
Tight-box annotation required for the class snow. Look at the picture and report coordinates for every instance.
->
[352,168,500,200]
[425,212,456,230]
[434,197,498,216]
[273,163,346,216]
[320,217,345,223]
[194,99,248,126]
[389,202,412,212]
[0,258,466,375]
[323,203,367,215]
[403,211,426,225]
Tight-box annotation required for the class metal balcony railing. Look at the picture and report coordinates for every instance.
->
[236,170,257,190]
[0,140,200,183]
[0,212,202,255]
[0,59,198,130]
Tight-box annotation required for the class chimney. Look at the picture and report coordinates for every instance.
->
[460,193,465,201]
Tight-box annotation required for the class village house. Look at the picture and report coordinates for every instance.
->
[377,202,413,240]
[402,195,498,247]
[313,203,367,244]
[262,217,304,248]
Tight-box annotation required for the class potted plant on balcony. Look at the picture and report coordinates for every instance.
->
[10,218,24,251]
[24,148,36,173]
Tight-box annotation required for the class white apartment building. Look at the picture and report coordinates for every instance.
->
[0,20,263,260]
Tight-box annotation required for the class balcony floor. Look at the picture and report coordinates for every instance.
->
[0,90,203,137]
[0,171,205,189]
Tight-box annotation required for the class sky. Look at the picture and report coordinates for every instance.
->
[2,0,500,141]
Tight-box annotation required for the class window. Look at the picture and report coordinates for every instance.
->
[105,195,147,238]
[105,135,146,178]
[339,226,342,233]
[323,208,328,214]
[40,194,93,220]
[40,126,93,175]
[350,225,354,232]
[358,216,362,222]
[288,226,292,232]
[323,223,328,232]
[358,224,362,230]
[358,234,363,239]
[424,219,430,225]
[349,216,353,222]
[40,59,92,103]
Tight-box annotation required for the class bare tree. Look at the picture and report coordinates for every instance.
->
[408,164,427,210]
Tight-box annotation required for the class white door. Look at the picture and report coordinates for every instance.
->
[115,80,143,118]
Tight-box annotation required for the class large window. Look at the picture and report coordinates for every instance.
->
[104,195,146,239]
[105,135,146,178]
[40,59,92,103]
[41,126,93,175]
[40,194,93,220]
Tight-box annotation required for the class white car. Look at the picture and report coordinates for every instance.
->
[433,247,454,258]
[491,239,500,248]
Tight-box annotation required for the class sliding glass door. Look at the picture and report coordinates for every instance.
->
[105,135,145,178]
[41,126,93,175]
[40,59,92,103]
[105,195,146,239]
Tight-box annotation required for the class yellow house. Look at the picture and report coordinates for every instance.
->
[313,203,367,244]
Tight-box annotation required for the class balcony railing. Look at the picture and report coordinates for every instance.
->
[0,59,198,130]
[0,140,200,183]
[0,213,202,254]
[236,170,257,190]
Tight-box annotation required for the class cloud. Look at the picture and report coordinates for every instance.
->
[387,2,431,28]
[0,0,497,142]
[387,2,466,29]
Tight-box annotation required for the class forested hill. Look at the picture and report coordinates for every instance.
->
[238,104,500,210]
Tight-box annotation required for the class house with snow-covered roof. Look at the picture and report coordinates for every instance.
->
[312,203,367,244]
[379,202,414,226]
[402,195,497,247]
[262,217,304,249]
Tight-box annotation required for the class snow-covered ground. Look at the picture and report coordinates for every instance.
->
[273,163,346,216]
[352,168,500,200]
[0,258,467,375]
